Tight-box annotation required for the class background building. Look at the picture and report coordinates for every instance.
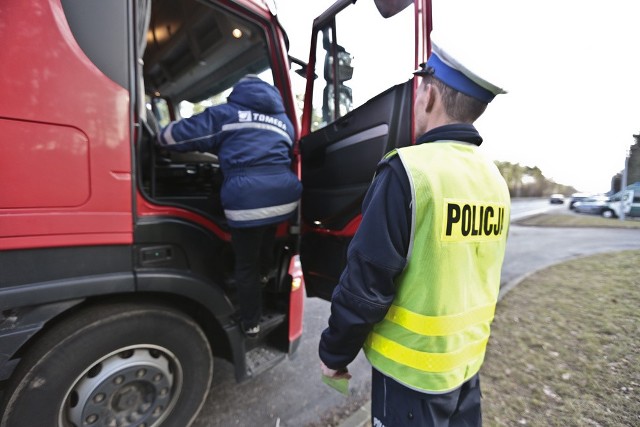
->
[611,133,640,193]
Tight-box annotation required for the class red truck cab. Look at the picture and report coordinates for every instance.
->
[0,0,431,425]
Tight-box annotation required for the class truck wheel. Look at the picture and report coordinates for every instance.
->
[0,302,213,427]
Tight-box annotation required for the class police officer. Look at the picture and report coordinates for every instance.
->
[157,75,302,337]
[319,44,510,426]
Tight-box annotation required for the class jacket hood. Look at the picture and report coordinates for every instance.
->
[227,77,286,114]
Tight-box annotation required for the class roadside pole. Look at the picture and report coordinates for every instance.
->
[620,149,629,221]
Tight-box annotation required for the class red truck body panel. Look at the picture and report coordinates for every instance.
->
[0,0,133,250]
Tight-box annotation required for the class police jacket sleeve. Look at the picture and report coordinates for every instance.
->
[319,157,411,370]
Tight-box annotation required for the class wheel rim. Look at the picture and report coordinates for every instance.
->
[603,210,613,218]
[59,346,183,427]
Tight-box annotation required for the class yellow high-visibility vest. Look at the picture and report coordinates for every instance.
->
[363,141,510,393]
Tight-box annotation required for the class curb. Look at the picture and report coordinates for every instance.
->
[337,404,370,427]
[498,272,533,301]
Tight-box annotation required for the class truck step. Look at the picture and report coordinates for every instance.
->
[245,345,286,378]
[257,311,285,334]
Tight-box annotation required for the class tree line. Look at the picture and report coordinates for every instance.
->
[496,136,639,198]
[494,161,577,198]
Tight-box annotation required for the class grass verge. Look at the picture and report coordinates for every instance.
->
[515,214,640,229]
[482,249,640,426]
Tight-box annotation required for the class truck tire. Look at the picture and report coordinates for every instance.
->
[0,302,213,427]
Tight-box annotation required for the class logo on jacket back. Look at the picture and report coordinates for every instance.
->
[238,111,252,122]
[237,110,287,131]
[441,198,507,242]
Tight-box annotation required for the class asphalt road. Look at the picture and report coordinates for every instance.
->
[192,200,640,427]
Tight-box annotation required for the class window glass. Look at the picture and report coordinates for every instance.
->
[143,1,275,121]
[148,97,171,127]
[310,2,414,131]
[178,69,274,119]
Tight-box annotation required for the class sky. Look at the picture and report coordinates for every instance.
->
[274,0,640,194]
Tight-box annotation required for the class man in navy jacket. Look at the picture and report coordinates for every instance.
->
[158,75,302,336]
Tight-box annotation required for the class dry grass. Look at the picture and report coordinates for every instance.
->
[482,250,640,426]
[515,214,640,229]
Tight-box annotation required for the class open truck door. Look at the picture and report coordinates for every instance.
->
[299,0,432,299]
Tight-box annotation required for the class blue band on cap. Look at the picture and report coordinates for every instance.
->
[427,53,495,103]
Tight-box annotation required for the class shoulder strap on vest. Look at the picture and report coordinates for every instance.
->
[383,149,399,160]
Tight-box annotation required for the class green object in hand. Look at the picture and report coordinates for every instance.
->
[322,374,350,396]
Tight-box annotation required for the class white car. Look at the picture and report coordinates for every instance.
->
[573,196,615,218]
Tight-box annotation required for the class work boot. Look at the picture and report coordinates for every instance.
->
[243,323,260,338]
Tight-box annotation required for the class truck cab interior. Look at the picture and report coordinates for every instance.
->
[136,0,281,227]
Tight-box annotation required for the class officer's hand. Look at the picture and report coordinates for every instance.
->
[320,361,352,379]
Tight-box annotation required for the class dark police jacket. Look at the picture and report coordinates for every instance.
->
[158,77,302,228]
[319,124,486,370]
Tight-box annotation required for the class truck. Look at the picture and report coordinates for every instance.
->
[0,0,430,425]
[608,182,640,219]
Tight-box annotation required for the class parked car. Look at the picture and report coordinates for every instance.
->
[573,195,616,218]
[549,193,565,204]
[569,192,593,210]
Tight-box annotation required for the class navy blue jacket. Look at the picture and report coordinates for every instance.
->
[319,124,484,370]
[158,77,302,228]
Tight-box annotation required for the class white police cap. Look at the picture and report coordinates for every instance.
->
[414,43,506,103]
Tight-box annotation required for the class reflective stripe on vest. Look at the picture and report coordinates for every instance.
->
[365,333,489,373]
[363,142,510,393]
[385,303,495,336]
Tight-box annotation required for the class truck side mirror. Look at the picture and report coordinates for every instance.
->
[374,0,413,18]
[323,47,353,83]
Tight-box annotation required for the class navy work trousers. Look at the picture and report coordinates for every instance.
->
[230,224,276,328]
[371,369,482,427]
